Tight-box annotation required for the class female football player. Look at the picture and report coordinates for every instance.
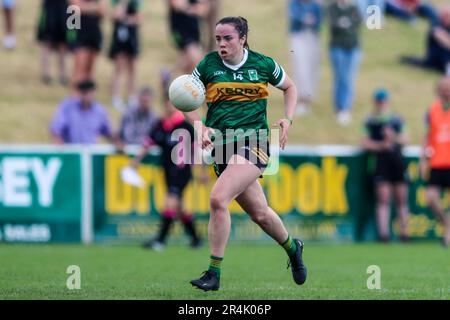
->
[185,16,307,291]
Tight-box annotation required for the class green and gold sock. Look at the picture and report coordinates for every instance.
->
[281,235,297,257]
[208,255,223,278]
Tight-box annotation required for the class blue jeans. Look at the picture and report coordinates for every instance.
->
[330,47,361,112]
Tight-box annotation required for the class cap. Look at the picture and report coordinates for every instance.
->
[77,80,96,92]
[373,88,389,102]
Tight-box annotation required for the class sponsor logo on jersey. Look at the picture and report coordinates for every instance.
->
[206,82,268,103]
[214,70,226,76]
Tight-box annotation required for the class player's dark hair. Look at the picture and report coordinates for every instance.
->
[216,16,249,49]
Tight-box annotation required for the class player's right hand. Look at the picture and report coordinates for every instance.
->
[201,126,216,150]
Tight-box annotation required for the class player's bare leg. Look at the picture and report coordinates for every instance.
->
[444,190,450,247]
[40,44,52,84]
[111,53,126,110]
[58,44,69,86]
[376,182,392,242]
[86,50,98,81]
[208,155,261,257]
[72,48,90,87]
[2,6,15,49]
[142,194,179,251]
[235,179,288,243]
[426,187,448,246]
[126,57,137,105]
[191,155,263,291]
[236,178,307,285]
[394,183,409,241]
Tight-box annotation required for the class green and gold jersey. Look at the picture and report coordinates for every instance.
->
[192,49,285,143]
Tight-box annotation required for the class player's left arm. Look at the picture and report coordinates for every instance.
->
[388,116,409,146]
[265,56,297,149]
[275,74,297,150]
[419,110,431,179]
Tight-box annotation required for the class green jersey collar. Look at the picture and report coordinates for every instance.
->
[222,49,249,71]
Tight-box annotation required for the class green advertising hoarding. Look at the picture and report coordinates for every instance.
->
[91,146,444,244]
[0,145,444,244]
[92,147,366,243]
[0,147,84,242]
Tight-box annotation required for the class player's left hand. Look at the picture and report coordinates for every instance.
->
[274,118,291,150]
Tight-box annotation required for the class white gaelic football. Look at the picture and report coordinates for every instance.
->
[168,74,206,112]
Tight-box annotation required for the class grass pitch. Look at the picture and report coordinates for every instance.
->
[1,242,449,300]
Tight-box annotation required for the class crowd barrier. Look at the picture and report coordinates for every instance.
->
[0,144,442,244]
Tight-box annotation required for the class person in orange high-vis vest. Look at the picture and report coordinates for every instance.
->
[420,76,450,248]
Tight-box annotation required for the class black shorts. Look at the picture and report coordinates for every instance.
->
[212,139,270,177]
[427,168,450,189]
[108,23,139,59]
[170,16,200,50]
[373,152,407,184]
[37,3,69,47]
[164,166,192,198]
[68,17,102,51]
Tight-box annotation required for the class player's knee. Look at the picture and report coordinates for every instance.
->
[210,193,228,213]
[250,210,271,228]
[377,198,390,207]
[425,189,439,205]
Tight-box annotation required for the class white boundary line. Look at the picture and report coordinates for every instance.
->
[81,147,93,244]
[0,144,422,156]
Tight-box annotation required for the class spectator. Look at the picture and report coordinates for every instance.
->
[109,0,143,111]
[167,0,209,74]
[385,0,437,24]
[118,86,159,145]
[329,0,363,125]
[50,80,120,146]
[361,88,409,243]
[400,5,450,74]
[420,76,450,248]
[2,0,15,49]
[36,0,70,85]
[68,0,107,86]
[288,0,323,116]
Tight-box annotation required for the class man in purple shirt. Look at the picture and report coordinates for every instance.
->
[50,80,120,146]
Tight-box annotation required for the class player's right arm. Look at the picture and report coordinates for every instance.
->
[187,56,216,149]
[183,111,214,150]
